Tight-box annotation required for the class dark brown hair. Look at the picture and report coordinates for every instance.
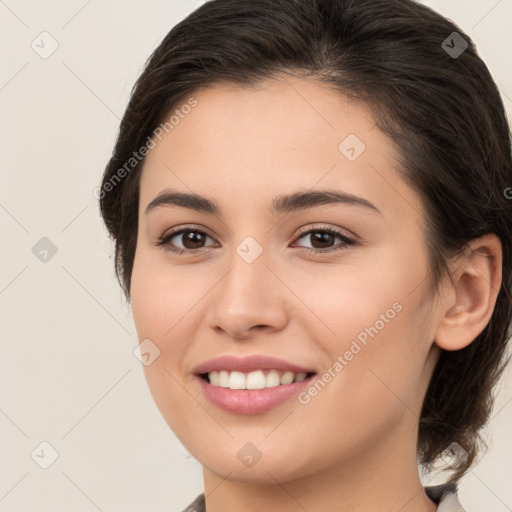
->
[99,0,512,483]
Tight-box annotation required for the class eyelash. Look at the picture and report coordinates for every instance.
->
[155,224,356,255]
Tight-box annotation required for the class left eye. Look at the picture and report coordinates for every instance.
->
[292,227,356,253]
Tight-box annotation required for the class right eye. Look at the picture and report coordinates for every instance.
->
[155,226,218,254]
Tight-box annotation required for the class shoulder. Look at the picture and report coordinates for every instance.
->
[180,493,206,512]
[425,483,467,512]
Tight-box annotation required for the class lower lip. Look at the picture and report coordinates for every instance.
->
[196,374,316,414]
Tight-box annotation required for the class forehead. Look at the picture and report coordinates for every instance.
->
[139,75,423,224]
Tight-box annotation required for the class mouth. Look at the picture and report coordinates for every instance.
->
[195,369,317,414]
[197,369,317,389]
[192,354,318,414]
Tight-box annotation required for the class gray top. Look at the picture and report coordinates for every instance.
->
[180,483,466,511]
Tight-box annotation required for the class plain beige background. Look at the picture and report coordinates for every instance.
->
[1,1,511,511]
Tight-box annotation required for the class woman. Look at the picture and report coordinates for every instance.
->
[98,0,512,510]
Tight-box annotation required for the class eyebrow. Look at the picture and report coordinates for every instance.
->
[144,188,382,216]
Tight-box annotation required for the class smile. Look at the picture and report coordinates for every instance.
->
[201,369,313,390]
[193,354,317,414]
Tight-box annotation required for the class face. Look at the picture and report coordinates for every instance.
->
[130,75,442,484]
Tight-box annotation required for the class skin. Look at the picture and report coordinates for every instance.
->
[130,74,502,512]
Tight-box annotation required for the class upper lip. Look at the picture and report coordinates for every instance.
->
[193,355,316,375]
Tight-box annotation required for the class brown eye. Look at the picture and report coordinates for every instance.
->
[178,230,208,249]
[293,226,356,253]
[156,227,217,254]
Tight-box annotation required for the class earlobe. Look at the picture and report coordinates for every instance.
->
[434,233,502,352]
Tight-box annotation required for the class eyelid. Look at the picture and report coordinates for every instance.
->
[159,224,213,242]
[294,223,356,242]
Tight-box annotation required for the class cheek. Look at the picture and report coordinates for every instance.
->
[285,250,407,352]
[293,307,429,468]
[130,249,199,344]
[291,251,430,421]
[130,255,200,437]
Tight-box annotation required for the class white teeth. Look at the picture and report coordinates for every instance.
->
[206,369,311,389]
[218,370,229,387]
[228,371,246,389]
[280,371,295,385]
[246,370,266,389]
[266,369,281,388]
[209,371,220,386]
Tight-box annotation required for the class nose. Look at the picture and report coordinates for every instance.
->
[206,245,289,341]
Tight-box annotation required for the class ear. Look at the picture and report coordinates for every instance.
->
[434,233,502,351]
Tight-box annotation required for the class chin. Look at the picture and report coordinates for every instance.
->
[194,441,316,484]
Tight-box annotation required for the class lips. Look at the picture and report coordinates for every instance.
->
[192,354,318,414]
